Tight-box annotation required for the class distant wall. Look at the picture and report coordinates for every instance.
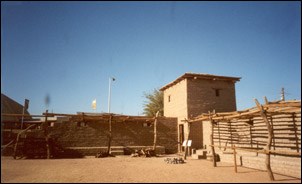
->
[48,117,178,155]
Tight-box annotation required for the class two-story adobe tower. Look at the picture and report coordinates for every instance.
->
[160,73,241,152]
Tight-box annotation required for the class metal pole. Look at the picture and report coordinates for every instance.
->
[107,77,114,155]
[108,77,112,113]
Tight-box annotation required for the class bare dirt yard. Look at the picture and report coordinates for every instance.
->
[1,155,301,183]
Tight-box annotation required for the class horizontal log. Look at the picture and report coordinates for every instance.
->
[209,144,301,156]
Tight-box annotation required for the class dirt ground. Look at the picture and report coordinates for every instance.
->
[1,155,301,183]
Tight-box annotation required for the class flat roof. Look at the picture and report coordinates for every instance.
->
[160,72,241,91]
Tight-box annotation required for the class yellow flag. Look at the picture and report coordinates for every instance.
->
[92,99,96,110]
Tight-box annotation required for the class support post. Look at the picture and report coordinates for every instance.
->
[233,145,237,173]
[218,122,221,150]
[153,111,160,151]
[209,112,217,167]
[292,113,299,153]
[107,115,113,155]
[183,119,191,160]
[42,110,50,159]
[270,116,276,153]
[250,125,253,148]
[256,141,259,156]
[229,121,233,146]
[255,99,275,181]
[20,99,29,130]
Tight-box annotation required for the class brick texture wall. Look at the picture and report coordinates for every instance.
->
[216,150,301,178]
[163,79,188,121]
[187,78,237,118]
[162,77,238,151]
[49,117,178,154]
[163,79,188,151]
[185,77,238,150]
[1,117,178,156]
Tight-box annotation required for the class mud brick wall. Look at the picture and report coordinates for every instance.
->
[163,79,188,123]
[187,78,237,118]
[49,117,178,154]
[216,150,301,178]
[162,77,238,151]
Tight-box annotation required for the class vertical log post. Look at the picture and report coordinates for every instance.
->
[249,125,253,148]
[43,110,51,159]
[107,115,113,155]
[256,141,259,156]
[292,113,299,153]
[229,121,233,146]
[233,145,238,173]
[255,99,275,181]
[270,116,276,154]
[153,111,160,152]
[209,112,217,167]
[183,119,191,160]
[218,122,221,150]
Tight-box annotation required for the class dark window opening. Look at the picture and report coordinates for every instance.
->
[168,95,171,102]
[215,89,220,97]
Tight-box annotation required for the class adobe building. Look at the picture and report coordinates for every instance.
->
[160,73,241,152]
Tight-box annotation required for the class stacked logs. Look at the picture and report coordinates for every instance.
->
[131,148,156,157]
[164,157,185,164]
[95,151,115,158]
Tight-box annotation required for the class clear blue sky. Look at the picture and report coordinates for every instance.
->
[1,1,301,116]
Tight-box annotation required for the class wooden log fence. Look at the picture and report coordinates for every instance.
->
[191,99,301,181]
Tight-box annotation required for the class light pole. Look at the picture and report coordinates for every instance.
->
[107,77,115,113]
[107,77,115,155]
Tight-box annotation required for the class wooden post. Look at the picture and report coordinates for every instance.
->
[43,110,51,159]
[270,116,276,154]
[250,126,253,148]
[233,145,238,173]
[255,99,275,181]
[107,115,113,155]
[218,122,221,150]
[209,113,217,167]
[153,111,160,151]
[256,141,259,156]
[183,119,191,160]
[229,121,233,146]
[292,113,299,153]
